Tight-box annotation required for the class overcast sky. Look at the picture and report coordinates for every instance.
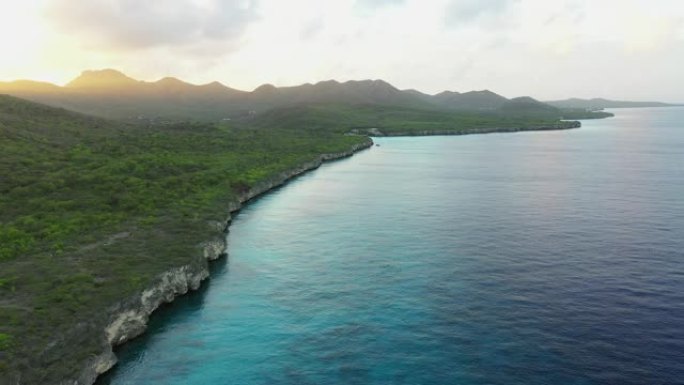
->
[1,0,683,100]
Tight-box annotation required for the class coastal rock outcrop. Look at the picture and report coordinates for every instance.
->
[60,242,224,385]
[60,139,373,385]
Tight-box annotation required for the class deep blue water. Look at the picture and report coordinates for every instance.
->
[98,107,684,385]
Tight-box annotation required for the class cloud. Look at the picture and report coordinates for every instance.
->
[355,0,405,8]
[45,0,258,51]
[444,0,514,24]
[299,18,325,40]
[9,0,681,100]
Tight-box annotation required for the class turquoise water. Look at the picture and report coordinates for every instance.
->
[98,108,684,385]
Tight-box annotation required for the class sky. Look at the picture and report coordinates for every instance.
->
[0,0,683,101]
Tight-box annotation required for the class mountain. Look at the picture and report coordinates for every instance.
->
[546,98,681,109]
[243,79,435,111]
[0,69,607,122]
[401,88,433,101]
[65,68,139,89]
[0,71,437,120]
[433,90,508,111]
[498,96,560,117]
[0,79,63,93]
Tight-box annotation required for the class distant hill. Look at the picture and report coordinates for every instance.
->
[0,70,434,120]
[498,96,560,117]
[0,79,63,93]
[66,68,140,89]
[244,78,435,112]
[546,98,681,110]
[432,90,508,111]
[0,69,609,121]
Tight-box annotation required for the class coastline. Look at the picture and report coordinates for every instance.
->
[62,120,582,385]
[79,106,684,385]
[349,121,581,137]
[63,138,374,385]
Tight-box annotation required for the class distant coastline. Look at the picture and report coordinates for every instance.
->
[546,98,682,110]
[349,120,582,137]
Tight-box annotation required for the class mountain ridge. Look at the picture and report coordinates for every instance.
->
[66,69,140,89]
[0,69,616,121]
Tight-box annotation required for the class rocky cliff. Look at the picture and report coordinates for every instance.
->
[56,139,373,385]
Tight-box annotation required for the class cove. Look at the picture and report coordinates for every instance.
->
[98,107,684,385]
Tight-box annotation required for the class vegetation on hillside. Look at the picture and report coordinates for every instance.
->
[0,95,367,383]
[244,103,574,135]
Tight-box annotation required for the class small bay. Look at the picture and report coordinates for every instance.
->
[98,107,684,385]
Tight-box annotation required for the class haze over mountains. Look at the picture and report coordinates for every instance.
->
[0,69,615,122]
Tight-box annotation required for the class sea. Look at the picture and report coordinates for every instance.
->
[97,107,684,385]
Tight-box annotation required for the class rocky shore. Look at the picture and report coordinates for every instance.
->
[65,121,582,384]
[58,139,373,385]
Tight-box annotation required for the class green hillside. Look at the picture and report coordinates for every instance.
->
[244,103,577,135]
[0,95,368,383]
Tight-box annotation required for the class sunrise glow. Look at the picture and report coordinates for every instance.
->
[0,0,683,99]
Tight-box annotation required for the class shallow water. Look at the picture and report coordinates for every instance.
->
[98,107,684,385]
